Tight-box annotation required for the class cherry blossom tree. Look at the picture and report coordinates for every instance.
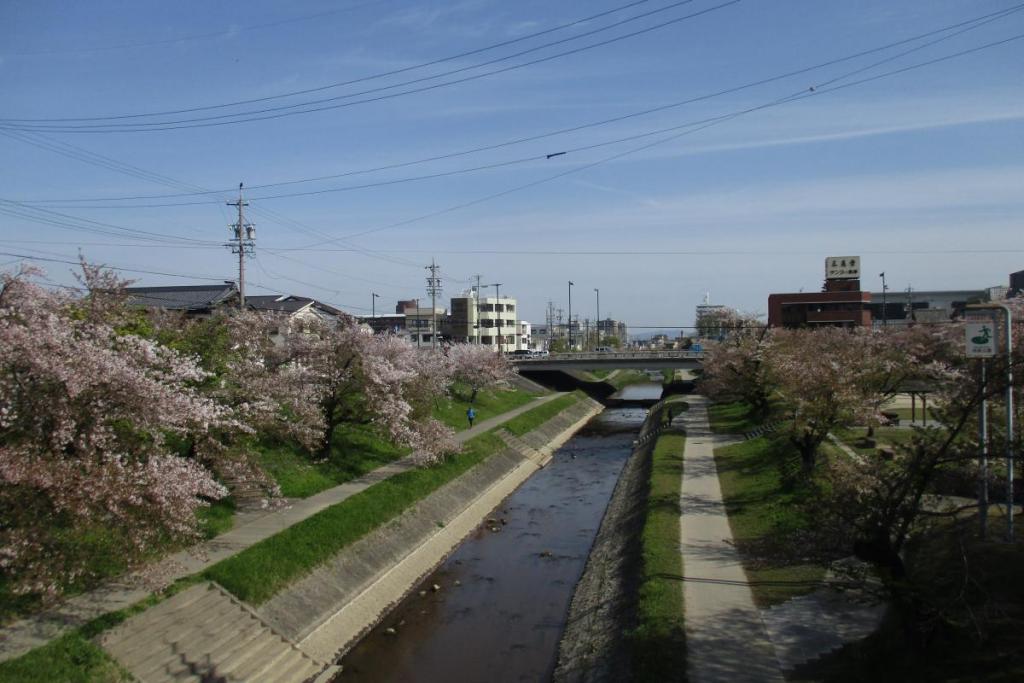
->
[295,320,458,464]
[699,311,773,417]
[763,326,887,473]
[0,266,228,596]
[447,343,516,403]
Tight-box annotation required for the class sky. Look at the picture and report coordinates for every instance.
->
[1,0,1023,332]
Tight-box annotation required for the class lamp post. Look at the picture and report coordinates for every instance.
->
[879,272,888,327]
[371,292,379,330]
[568,281,574,351]
[594,288,600,347]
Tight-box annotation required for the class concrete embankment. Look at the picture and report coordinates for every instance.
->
[265,396,604,663]
[553,400,672,683]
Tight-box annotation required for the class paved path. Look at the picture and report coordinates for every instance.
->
[0,393,564,663]
[679,396,784,683]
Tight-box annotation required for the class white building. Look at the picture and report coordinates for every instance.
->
[448,293,520,353]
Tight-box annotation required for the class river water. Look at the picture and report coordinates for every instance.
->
[333,403,652,683]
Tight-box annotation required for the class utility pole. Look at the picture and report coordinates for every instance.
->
[568,281,574,351]
[226,183,254,309]
[474,274,483,345]
[594,288,600,346]
[426,260,441,349]
[371,292,379,330]
[879,272,888,327]
[414,298,421,348]
[495,283,503,353]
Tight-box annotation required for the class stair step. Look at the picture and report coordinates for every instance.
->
[263,649,321,683]
[102,585,220,653]
[116,596,242,670]
[101,582,327,683]
[229,635,300,681]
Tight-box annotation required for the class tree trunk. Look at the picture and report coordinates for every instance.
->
[319,395,340,459]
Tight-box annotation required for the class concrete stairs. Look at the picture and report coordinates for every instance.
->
[100,582,335,683]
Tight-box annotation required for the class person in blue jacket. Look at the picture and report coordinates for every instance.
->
[466,406,477,427]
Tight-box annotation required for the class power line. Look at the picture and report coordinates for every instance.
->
[288,29,1024,249]
[0,0,660,119]
[8,1,387,57]
[14,1,1024,204]
[0,1,739,132]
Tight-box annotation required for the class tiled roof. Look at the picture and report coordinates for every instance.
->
[125,283,236,310]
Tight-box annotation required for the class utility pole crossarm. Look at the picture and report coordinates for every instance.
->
[226,182,254,309]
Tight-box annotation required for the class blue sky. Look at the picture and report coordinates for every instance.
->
[2,0,1023,330]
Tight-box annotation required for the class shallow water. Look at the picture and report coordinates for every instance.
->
[334,407,647,683]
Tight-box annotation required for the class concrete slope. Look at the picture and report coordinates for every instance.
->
[100,583,332,683]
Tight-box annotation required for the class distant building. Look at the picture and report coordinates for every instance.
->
[125,282,238,314]
[402,302,447,347]
[596,318,628,345]
[864,288,999,326]
[768,256,871,328]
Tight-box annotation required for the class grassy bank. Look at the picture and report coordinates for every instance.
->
[502,392,580,436]
[608,370,654,390]
[433,383,538,431]
[256,421,407,499]
[707,401,765,434]
[714,435,825,606]
[205,431,505,604]
[632,430,687,682]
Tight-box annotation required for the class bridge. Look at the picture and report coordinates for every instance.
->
[512,350,704,371]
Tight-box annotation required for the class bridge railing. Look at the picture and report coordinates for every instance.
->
[512,350,704,363]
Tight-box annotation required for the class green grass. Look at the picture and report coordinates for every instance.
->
[433,383,538,431]
[0,631,130,683]
[196,498,236,539]
[588,369,612,379]
[714,436,826,606]
[257,422,406,499]
[205,431,506,604]
[0,577,204,683]
[794,515,1024,682]
[633,430,687,682]
[707,401,764,434]
[833,426,917,457]
[608,370,653,390]
[501,393,579,436]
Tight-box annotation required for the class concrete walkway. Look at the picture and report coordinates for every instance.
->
[679,396,784,683]
[0,393,564,663]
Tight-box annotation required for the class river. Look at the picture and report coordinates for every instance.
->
[333,403,652,683]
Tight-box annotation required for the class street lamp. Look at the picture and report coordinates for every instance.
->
[371,292,380,329]
[568,281,574,351]
[594,288,600,348]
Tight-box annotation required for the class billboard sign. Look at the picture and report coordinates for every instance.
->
[965,323,997,358]
[825,256,861,280]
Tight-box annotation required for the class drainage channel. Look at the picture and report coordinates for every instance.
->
[333,404,652,682]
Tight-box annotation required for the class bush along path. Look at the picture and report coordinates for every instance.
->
[677,395,784,683]
[0,393,567,667]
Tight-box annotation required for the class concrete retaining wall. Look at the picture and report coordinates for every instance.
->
[553,401,671,683]
[258,396,603,663]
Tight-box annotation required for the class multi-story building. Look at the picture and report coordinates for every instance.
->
[402,302,447,347]
[596,318,628,345]
[447,294,520,352]
[768,256,872,328]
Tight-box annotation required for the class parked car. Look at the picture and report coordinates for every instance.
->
[534,349,550,357]
[510,349,534,358]
[594,346,613,353]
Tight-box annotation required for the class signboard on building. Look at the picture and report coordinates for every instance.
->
[965,322,997,358]
[825,256,861,280]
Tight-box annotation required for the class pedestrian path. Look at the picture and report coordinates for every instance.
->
[678,395,784,683]
[0,392,564,663]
